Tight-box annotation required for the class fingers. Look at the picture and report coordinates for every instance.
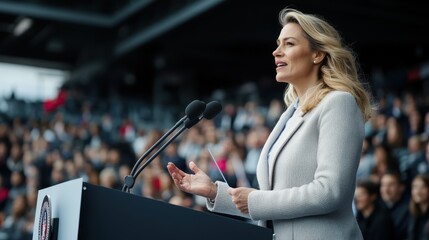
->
[167,162,186,178]
[188,161,201,174]
[166,162,177,176]
[228,187,251,214]
[167,163,186,188]
[228,187,241,198]
[166,163,173,175]
[228,187,240,205]
[171,172,182,187]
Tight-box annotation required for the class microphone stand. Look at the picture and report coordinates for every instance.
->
[122,101,222,193]
[122,116,185,192]
[123,117,200,192]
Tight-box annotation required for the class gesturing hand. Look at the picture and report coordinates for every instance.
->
[228,187,256,214]
[167,161,217,199]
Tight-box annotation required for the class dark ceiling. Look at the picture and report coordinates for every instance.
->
[1,0,429,102]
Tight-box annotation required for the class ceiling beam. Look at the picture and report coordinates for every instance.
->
[113,0,154,25]
[71,0,224,81]
[115,0,224,57]
[0,0,153,28]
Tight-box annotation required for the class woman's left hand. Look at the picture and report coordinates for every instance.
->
[227,187,256,214]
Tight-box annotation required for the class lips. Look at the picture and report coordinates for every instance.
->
[275,61,287,70]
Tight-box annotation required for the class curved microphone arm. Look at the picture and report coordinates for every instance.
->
[122,116,187,192]
[129,115,186,176]
[122,100,221,192]
[132,125,187,184]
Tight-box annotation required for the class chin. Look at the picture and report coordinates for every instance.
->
[275,76,290,84]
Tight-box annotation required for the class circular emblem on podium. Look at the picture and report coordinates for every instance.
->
[38,195,52,240]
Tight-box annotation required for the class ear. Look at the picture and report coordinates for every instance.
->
[312,51,326,64]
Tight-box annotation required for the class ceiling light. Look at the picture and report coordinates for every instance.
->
[14,18,33,36]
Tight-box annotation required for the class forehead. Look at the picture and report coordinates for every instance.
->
[381,175,398,184]
[355,187,368,195]
[278,23,305,39]
[413,178,426,186]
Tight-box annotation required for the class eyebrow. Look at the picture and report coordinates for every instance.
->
[276,37,298,45]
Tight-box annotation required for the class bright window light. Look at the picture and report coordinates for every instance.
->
[0,62,69,101]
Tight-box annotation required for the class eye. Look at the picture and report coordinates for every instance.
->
[286,42,294,46]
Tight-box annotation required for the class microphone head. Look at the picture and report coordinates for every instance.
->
[203,101,222,120]
[185,100,206,120]
[184,117,200,129]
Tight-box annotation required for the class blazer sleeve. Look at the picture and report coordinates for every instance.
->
[247,92,365,220]
[206,181,250,219]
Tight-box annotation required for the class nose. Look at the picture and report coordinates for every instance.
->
[272,45,282,57]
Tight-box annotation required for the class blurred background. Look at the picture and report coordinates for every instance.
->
[0,0,428,239]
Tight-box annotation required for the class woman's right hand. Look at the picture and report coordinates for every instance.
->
[167,161,217,199]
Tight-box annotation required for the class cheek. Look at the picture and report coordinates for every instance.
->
[355,195,366,204]
[287,47,312,62]
[286,48,304,62]
[413,189,423,199]
[386,186,394,193]
[422,189,429,199]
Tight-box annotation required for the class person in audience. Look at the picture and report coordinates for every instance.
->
[99,167,120,189]
[357,138,376,181]
[370,144,399,184]
[0,194,28,240]
[408,174,429,240]
[380,171,410,240]
[407,110,423,138]
[355,180,394,240]
[386,117,407,160]
[403,136,426,191]
[5,171,26,215]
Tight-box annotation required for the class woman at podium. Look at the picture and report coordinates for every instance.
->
[168,7,371,240]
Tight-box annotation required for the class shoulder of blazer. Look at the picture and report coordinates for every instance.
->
[316,90,357,111]
[312,90,359,122]
[319,90,355,106]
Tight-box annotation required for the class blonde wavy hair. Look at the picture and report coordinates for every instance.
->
[279,8,372,120]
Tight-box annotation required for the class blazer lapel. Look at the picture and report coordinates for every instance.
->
[268,108,305,188]
[257,104,297,190]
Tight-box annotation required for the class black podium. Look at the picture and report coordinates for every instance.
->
[33,178,273,240]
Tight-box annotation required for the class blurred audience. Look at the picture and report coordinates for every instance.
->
[0,79,427,240]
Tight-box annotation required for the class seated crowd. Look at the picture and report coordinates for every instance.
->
[0,90,428,240]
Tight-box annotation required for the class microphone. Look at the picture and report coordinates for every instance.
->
[124,100,223,192]
[123,100,206,192]
[185,100,206,120]
[183,101,222,128]
[203,101,222,120]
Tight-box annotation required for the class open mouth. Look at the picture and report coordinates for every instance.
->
[276,62,287,70]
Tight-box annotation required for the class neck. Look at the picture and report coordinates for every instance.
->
[294,85,307,98]
[384,196,401,207]
[292,76,319,99]
[362,205,375,218]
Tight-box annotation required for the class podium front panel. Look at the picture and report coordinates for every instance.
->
[78,183,273,240]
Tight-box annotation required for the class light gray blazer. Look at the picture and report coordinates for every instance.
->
[207,91,364,239]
